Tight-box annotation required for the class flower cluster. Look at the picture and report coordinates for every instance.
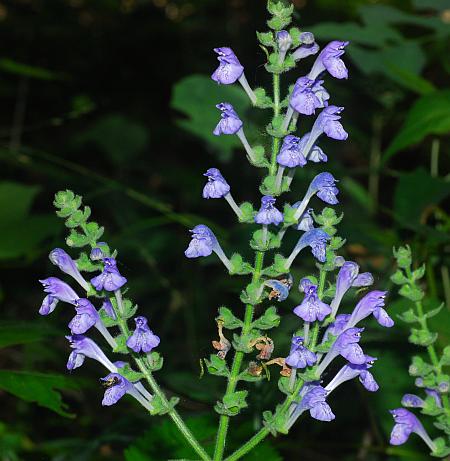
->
[39,192,163,413]
[388,246,450,458]
[184,0,393,452]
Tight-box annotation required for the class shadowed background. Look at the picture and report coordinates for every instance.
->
[0,0,449,460]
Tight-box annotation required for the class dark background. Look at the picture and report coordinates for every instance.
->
[0,0,449,460]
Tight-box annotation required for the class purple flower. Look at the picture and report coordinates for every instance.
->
[203,168,231,199]
[211,47,244,84]
[401,394,424,408]
[425,389,442,408]
[213,102,243,135]
[185,224,217,258]
[309,172,339,205]
[299,229,330,263]
[348,290,393,328]
[255,196,283,226]
[277,135,306,168]
[276,30,292,52]
[293,207,314,231]
[68,298,99,334]
[102,298,116,320]
[39,295,59,315]
[325,356,379,393]
[317,327,366,376]
[285,336,317,369]
[297,133,327,163]
[330,261,373,316]
[264,275,293,302]
[100,373,134,406]
[90,244,107,261]
[289,77,321,116]
[300,384,335,422]
[317,106,348,141]
[126,316,161,353]
[390,408,436,451]
[321,313,351,343]
[292,32,319,61]
[39,277,79,315]
[90,258,127,292]
[66,334,115,371]
[49,248,89,290]
[333,327,366,364]
[311,80,330,108]
[293,282,331,322]
[309,40,349,80]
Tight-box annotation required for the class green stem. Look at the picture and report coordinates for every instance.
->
[269,73,280,177]
[224,268,329,461]
[213,251,265,461]
[224,427,271,461]
[114,294,211,461]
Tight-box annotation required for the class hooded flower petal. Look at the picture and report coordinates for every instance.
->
[184,224,217,258]
[211,47,244,84]
[348,290,391,328]
[276,30,292,52]
[39,277,79,305]
[49,248,88,289]
[255,196,283,226]
[213,102,243,135]
[308,172,339,205]
[293,283,331,322]
[293,207,314,231]
[39,295,59,315]
[309,40,349,80]
[126,316,161,353]
[203,168,231,199]
[285,336,317,369]
[66,334,115,371]
[401,394,424,408]
[68,298,99,334]
[101,373,133,406]
[289,77,321,115]
[300,385,335,422]
[90,258,127,292]
[277,135,306,168]
[389,408,434,450]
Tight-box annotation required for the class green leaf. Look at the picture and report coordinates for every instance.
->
[399,284,424,302]
[431,437,450,458]
[113,334,129,354]
[229,253,253,275]
[424,303,444,320]
[171,75,251,161]
[384,91,450,162]
[391,269,409,285]
[124,446,149,461]
[0,370,79,417]
[217,306,243,330]
[204,354,230,378]
[0,322,60,348]
[252,306,281,330]
[150,395,179,416]
[409,328,438,347]
[0,182,39,222]
[116,363,144,383]
[215,390,248,416]
[409,356,434,376]
[397,309,419,324]
[74,114,149,166]
[147,352,164,372]
[440,346,450,366]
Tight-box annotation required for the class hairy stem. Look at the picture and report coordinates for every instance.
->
[114,293,211,461]
[269,73,281,177]
[224,269,328,461]
[213,251,265,461]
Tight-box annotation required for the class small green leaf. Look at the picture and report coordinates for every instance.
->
[229,253,253,275]
[256,31,275,47]
[409,356,434,376]
[431,437,450,458]
[116,363,144,383]
[150,395,179,416]
[440,346,450,366]
[239,202,255,223]
[215,390,248,416]
[252,306,281,330]
[424,303,444,320]
[113,334,129,354]
[147,352,164,372]
[393,245,412,269]
[217,306,242,330]
[397,309,419,324]
[204,354,230,377]
[399,284,424,302]
[412,264,426,281]
[391,269,409,285]
[409,329,438,347]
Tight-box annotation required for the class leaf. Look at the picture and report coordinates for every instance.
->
[217,306,243,330]
[393,168,450,226]
[171,74,251,161]
[124,446,149,461]
[0,370,79,417]
[0,322,61,348]
[384,90,450,162]
[74,114,149,166]
[252,306,281,330]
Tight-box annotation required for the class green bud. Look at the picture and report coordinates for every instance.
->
[393,245,412,269]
